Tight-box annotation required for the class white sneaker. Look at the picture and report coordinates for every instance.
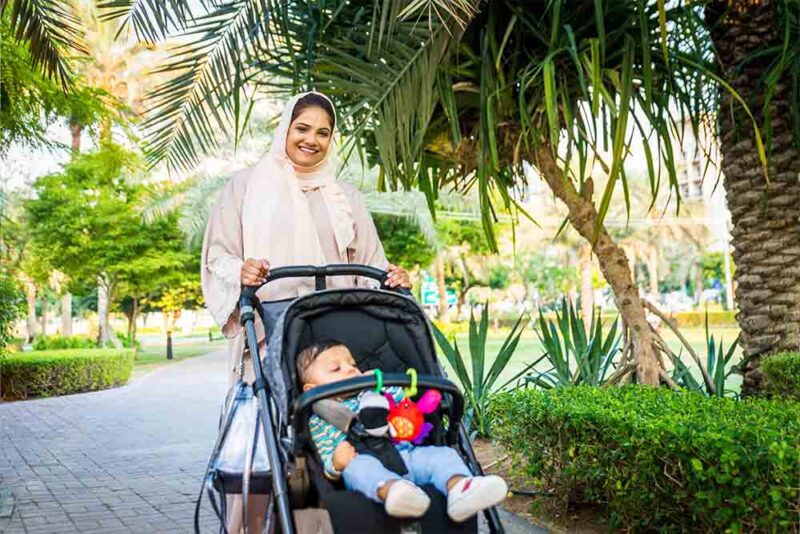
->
[447,475,508,522]
[384,480,431,518]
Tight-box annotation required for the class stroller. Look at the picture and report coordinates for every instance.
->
[202,264,505,533]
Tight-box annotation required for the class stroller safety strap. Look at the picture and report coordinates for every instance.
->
[312,399,356,432]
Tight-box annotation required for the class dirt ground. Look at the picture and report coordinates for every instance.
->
[473,439,609,534]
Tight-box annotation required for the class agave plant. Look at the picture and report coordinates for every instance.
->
[671,310,740,398]
[524,299,622,389]
[432,302,528,438]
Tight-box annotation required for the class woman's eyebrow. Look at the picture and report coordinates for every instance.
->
[295,122,329,132]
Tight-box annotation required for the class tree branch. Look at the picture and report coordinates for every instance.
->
[642,299,716,394]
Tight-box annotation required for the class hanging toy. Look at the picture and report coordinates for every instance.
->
[385,369,441,445]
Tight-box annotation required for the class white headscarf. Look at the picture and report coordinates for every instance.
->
[241,91,355,267]
[201,91,358,332]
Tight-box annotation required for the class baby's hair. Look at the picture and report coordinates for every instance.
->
[296,339,348,384]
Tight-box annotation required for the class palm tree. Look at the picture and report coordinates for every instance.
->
[96,0,780,386]
[705,1,800,395]
[0,0,87,88]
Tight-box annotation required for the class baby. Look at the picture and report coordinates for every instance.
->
[298,340,507,521]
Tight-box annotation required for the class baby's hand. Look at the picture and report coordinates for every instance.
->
[332,441,357,471]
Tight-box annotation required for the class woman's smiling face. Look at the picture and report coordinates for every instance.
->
[285,106,333,169]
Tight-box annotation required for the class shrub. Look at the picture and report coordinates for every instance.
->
[32,334,97,351]
[491,386,800,532]
[115,332,142,350]
[762,352,800,401]
[0,271,25,351]
[0,349,135,400]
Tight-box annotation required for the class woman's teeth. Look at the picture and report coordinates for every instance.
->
[299,146,318,154]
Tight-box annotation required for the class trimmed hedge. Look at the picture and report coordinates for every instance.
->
[491,386,799,532]
[666,310,738,328]
[32,334,96,351]
[435,309,737,337]
[0,349,135,400]
[762,352,800,401]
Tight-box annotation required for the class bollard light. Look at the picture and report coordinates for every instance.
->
[166,330,173,360]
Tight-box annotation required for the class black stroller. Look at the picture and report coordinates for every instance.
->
[208,264,504,533]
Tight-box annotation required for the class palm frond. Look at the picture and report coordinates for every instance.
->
[142,174,228,247]
[313,23,457,190]
[137,0,286,171]
[97,0,197,43]
[1,0,88,87]
[398,0,480,30]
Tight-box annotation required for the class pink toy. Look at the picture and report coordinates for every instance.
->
[385,389,442,444]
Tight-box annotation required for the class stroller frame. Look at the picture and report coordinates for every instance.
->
[237,264,504,533]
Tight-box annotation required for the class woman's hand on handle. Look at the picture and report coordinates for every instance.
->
[241,258,270,286]
[385,264,412,289]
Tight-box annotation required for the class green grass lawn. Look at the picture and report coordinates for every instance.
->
[447,325,742,391]
[128,323,743,392]
[132,336,226,377]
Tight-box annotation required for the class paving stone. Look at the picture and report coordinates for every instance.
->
[0,351,228,533]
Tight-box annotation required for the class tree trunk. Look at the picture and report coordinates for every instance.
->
[435,254,449,323]
[707,1,800,394]
[623,245,637,289]
[579,244,594,333]
[533,146,661,385]
[98,282,110,346]
[40,297,47,337]
[723,244,734,310]
[130,297,139,342]
[61,293,72,337]
[70,121,82,154]
[25,280,37,342]
[693,262,704,306]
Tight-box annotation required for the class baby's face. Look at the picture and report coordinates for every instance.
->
[302,345,362,392]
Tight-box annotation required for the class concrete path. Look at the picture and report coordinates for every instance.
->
[0,351,540,533]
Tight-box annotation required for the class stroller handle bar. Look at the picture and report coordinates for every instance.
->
[293,373,464,444]
[240,264,413,302]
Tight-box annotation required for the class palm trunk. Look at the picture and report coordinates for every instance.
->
[533,146,661,385]
[579,244,594,333]
[707,1,800,394]
[435,254,449,323]
[61,293,72,337]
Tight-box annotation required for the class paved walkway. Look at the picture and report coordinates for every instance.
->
[0,351,539,533]
[0,351,228,533]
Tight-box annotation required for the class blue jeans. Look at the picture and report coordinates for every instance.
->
[341,443,472,503]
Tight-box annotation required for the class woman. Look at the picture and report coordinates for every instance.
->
[200,91,411,532]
